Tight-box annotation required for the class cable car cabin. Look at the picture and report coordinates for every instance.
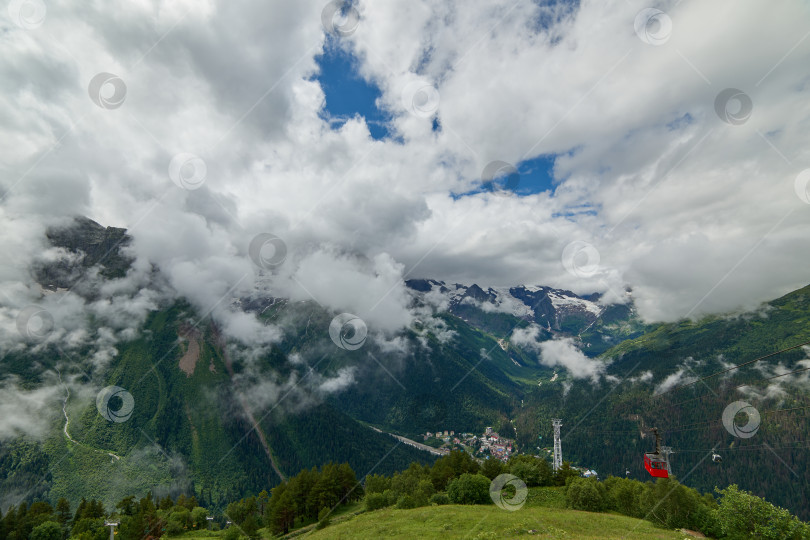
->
[643,427,670,478]
[644,452,669,478]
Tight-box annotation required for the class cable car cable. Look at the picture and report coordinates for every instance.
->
[652,339,810,399]
[574,404,810,436]
[658,364,810,411]
[675,440,810,453]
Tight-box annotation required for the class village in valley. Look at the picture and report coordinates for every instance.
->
[423,426,515,462]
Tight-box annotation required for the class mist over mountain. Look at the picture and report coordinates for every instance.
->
[1,218,808,522]
[2,2,810,537]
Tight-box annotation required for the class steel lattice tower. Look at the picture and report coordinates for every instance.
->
[552,419,563,472]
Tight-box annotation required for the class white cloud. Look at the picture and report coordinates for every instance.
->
[319,366,356,394]
[654,368,697,395]
[537,337,608,382]
[512,327,607,382]
[1,0,809,358]
[0,376,63,440]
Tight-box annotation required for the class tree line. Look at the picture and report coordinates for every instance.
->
[0,492,215,540]
[4,450,808,539]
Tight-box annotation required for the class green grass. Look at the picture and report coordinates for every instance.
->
[301,504,701,539]
[171,531,222,539]
[172,489,698,539]
[523,486,567,509]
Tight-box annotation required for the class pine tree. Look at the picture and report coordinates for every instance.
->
[159,495,173,510]
[55,498,71,525]
[73,499,87,524]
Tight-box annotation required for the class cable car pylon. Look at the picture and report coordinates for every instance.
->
[552,419,563,472]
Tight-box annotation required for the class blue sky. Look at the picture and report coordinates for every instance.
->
[315,42,392,140]
[316,44,559,197]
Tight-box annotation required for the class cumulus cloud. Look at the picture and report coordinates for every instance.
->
[1,0,808,348]
[0,376,64,440]
[654,368,698,395]
[510,325,544,349]
[536,337,608,383]
[319,366,357,394]
[512,327,607,382]
[1,0,809,416]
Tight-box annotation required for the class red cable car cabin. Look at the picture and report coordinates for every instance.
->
[644,427,669,478]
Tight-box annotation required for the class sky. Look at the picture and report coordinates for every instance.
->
[1,0,810,348]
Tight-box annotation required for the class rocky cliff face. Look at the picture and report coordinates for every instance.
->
[34,216,133,290]
[405,278,608,331]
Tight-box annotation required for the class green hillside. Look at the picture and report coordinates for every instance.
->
[512,284,810,520]
[302,504,698,540]
[3,219,810,523]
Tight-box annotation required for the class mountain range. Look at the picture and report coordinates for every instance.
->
[1,217,808,520]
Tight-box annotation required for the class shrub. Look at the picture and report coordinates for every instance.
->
[396,495,417,510]
[364,474,392,494]
[566,477,607,512]
[447,474,492,505]
[365,493,389,511]
[222,526,243,540]
[29,521,62,540]
[639,478,704,530]
[430,493,450,505]
[553,461,579,486]
[416,478,436,499]
[316,507,331,530]
[481,458,505,480]
[190,506,208,528]
[508,455,552,487]
[165,517,185,536]
[603,476,644,517]
[382,489,398,506]
[715,485,810,540]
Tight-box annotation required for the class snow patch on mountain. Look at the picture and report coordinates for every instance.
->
[548,291,602,317]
